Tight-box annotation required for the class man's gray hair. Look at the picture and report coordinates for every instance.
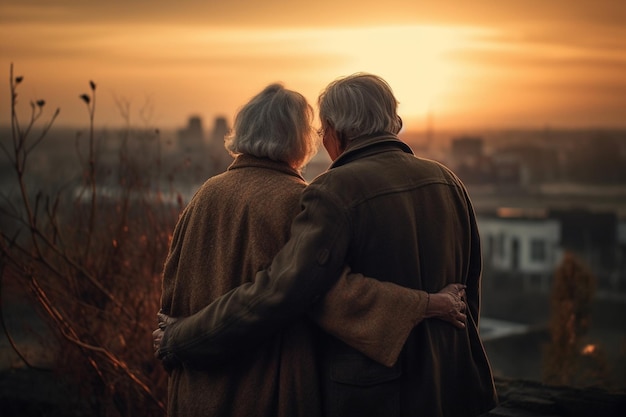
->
[318,73,402,143]
[225,83,319,170]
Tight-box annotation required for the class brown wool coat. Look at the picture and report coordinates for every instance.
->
[160,155,427,417]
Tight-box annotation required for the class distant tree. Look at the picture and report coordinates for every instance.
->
[543,251,609,387]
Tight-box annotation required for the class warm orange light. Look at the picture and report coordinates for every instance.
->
[3,5,626,130]
[76,24,482,126]
[287,25,487,122]
[581,344,597,355]
[497,207,548,218]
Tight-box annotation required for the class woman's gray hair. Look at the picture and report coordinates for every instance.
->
[318,73,402,143]
[225,83,319,170]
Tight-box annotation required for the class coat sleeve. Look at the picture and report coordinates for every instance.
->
[158,185,352,366]
[158,184,428,369]
[310,269,428,367]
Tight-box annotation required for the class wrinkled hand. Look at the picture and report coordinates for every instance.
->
[152,328,164,357]
[153,312,178,359]
[435,284,467,329]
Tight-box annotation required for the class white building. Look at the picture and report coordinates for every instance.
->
[478,209,562,292]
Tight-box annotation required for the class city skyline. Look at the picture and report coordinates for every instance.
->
[1,0,625,131]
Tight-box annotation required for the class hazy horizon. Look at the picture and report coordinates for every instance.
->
[4,120,626,135]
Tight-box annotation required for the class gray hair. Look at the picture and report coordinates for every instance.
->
[225,83,319,170]
[318,73,402,143]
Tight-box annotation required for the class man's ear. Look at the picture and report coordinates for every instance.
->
[336,129,347,150]
[396,116,403,133]
[323,127,344,161]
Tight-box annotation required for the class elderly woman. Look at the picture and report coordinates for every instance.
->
[156,83,466,417]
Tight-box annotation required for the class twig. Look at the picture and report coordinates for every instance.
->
[0,261,47,370]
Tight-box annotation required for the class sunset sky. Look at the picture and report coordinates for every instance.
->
[1,0,625,132]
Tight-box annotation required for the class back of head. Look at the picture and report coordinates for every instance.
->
[225,83,319,170]
[318,73,402,143]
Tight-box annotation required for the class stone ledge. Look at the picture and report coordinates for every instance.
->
[483,377,626,417]
[1,368,625,416]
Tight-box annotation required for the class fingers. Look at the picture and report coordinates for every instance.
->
[452,300,467,329]
[438,284,468,330]
[455,284,466,294]
[152,328,163,355]
[449,313,466,329]
[453,311,467,329]
[452,294,466,314]
[442,284,466,298]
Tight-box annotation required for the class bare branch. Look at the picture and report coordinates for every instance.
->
[0,264,47,370]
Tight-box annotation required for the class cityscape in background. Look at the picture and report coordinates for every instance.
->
[1,116,625,388]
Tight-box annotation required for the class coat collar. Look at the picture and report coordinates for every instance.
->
[330,133,415,169]
[227,154,305,181]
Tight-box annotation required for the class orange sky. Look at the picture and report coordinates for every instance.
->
[1,0,625,131]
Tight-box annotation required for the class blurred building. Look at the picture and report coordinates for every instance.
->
[449,136,496,185]
[177,115,205,153]
[207,116,233,174]
[172,115,234,184]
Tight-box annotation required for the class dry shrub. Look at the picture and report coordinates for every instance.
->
[0,64,188,416]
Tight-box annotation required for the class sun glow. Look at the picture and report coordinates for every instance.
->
[116,24,484,125]
[298,25,480,120]
[3,1,626,130]
[1,21,488,128]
